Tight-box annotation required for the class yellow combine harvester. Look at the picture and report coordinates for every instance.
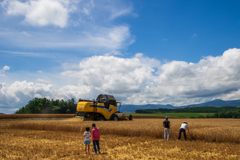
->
[76,94,132,121]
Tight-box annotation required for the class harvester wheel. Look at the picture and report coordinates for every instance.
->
[128,115,132,120]
[113,114,119,121]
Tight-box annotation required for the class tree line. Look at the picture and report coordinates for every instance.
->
[206,110,240,118]
[135,106,240,118]
[15,98,77,114]
[135,106,240,113]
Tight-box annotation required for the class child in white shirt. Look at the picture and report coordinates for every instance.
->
[83,127,91,154]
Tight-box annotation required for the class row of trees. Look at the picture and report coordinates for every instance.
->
[135,106,240,114]
[206,110,240,118]
[15,98,77,114]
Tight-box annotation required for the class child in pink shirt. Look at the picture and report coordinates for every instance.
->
[91,123,100,154]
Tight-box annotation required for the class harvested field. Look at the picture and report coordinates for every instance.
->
[0,118,240,159]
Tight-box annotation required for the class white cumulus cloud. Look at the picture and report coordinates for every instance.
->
[0,81,53,109]
[3,65,10,71]
[60,48,240,105]
[1,48,240,113]
[2,0,71,28]
[0,0,135,51]
[61,53,161,95]
[0,65,10,77]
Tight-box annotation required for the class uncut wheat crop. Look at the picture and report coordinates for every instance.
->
[8,118,240,143]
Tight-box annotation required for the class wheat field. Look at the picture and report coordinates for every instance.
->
[0,118,240,159]
[7,118,240,143]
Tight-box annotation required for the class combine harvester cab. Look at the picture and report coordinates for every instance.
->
[76,94,132,121]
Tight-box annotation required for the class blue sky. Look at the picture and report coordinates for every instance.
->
[1,0,240,114]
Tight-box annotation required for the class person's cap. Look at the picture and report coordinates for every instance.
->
[184,121,187,124]
[165,117,168,119]
[92,123,96,127]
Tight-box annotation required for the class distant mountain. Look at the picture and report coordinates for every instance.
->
[121,99,240,113]
[180,99,240,108]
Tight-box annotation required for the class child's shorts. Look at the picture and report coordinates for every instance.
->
[84,140,90,144]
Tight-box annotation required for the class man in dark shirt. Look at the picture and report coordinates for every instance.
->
[163,117,170,140]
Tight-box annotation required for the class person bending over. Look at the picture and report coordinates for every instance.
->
[177,121,189,141]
